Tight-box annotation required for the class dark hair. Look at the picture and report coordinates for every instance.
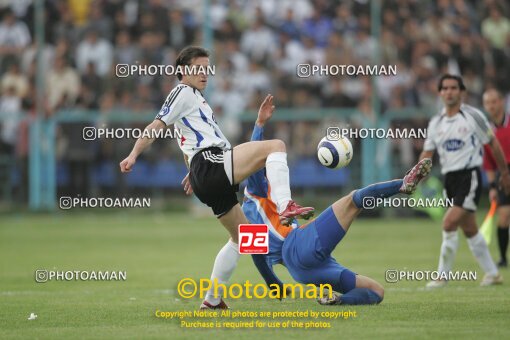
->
[3,8,14,18]
[437,74,466,92]
[175,46,209,80]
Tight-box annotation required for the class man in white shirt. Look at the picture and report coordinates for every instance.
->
[75,29,112,77]
[0,9,30,71]
[119,46,314,308]
[0,9,30,53]
[420,74,510,288]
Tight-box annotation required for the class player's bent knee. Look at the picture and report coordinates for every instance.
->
[365,279,384,301]
[442,216,458,231]
[347,190,356,203]
[373,285,384,302]
[461,226,477,238]
[268,139,286,153]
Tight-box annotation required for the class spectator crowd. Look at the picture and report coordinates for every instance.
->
[0,0,509,199]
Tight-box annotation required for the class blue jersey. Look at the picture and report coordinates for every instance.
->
[242,124,356,294]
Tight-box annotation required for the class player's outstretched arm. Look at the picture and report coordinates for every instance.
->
[119,119,165,173]
[230,93,281,184]
[251,255,287,299]
[256,94,275,127]
[244,97,273,197]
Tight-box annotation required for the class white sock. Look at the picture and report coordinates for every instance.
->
[205,240,240,305]
[467,232,498,276]
[266,152,291,213]
[438,230,458,275]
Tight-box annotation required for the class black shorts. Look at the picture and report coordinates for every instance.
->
[444,167,481,212]
[189,147,239,217]
[495,165,510,206]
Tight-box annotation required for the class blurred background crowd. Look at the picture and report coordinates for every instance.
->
[1,0,510,203]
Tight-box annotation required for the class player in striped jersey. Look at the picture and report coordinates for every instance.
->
[119,46,313,309]
[483,89,510,267]
[241,104,432,305]
[421,74,510,288]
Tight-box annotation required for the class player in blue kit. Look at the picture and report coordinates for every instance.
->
[241,109,432,306]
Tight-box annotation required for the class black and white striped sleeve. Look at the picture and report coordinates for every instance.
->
[155,85,190,126]
[464,105,494,145]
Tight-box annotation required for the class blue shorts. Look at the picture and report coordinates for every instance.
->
[282,207,356,293]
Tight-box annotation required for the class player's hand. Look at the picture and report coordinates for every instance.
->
[119,156,136,173]
[499,172,510,195]
[489,188,498,202]
[181,173,193,195]
[256,94,275,127]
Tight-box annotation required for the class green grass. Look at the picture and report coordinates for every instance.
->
[1,211,509,339]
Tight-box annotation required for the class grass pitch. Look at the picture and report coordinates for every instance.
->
[1,211,509,339]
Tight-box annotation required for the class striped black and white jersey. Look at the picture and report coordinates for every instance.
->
[155,84,231,163]
[424,103,494,174]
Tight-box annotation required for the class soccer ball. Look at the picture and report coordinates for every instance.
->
[317,136,353,169]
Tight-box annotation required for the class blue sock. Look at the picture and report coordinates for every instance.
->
[340,288,382,305]
[352,179,403,209]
